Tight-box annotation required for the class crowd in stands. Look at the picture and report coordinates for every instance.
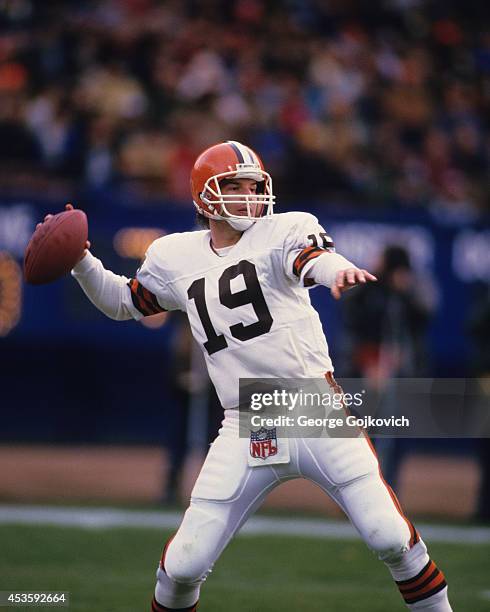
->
[0,0,488,219]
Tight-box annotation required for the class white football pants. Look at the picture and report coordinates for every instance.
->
[155,410,450,611]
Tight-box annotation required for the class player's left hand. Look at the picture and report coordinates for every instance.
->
[331,268,377,300]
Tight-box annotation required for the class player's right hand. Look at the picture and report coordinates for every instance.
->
[36,203,91,263]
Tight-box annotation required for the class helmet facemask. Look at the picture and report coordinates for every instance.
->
[196,164,275,230]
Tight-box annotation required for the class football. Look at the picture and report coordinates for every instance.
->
[24,209,88,285]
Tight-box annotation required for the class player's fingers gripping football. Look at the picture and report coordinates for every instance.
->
[65,204,90,257]
[36,213,53,229]
[36,204,72,230]
[331,268,377,300]
[35,203,90,262]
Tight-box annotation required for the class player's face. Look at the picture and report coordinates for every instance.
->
[219,179,262,217]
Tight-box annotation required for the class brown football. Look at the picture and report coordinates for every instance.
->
[24,209,88,285]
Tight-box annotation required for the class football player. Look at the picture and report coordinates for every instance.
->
[67,141,451,611]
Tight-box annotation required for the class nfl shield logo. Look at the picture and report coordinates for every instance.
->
[250,427,278,460]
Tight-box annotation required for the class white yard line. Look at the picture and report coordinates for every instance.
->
[0,505,489,545]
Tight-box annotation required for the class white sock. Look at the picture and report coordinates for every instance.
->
[384,540,452,611]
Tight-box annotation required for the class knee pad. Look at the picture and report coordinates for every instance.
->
[164,504,227,585]
[337,469,412,561]
[365,512,411,562]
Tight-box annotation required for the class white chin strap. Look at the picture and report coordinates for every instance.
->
[226,217,256,231]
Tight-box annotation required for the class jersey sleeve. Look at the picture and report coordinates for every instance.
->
[129,238,181,315]
[72,251,146,321]
[282,213,336,287]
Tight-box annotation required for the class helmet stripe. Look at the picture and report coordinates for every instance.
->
[237,142,253,164]
[246,147,259,165]
[226,141,245,164]
[240,142,259,165]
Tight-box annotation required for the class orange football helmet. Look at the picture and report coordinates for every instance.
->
[190,141,275,228]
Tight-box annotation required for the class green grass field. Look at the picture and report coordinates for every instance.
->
[1,524,489,612]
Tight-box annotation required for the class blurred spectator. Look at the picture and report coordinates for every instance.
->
[0,0,486,215]
[0,95,40,165]
[344,246,434,378]
[343,245,436,488]
[84,115,116,188]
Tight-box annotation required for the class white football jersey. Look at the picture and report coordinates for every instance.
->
[135,212,336,409]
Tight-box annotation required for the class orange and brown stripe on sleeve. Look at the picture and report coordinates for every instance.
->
[128,278,166,317]
[396,559,447,604]
[292,246,326,278]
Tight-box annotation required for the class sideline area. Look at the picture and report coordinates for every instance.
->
[0,445,481,519]
[0,504,489,545]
